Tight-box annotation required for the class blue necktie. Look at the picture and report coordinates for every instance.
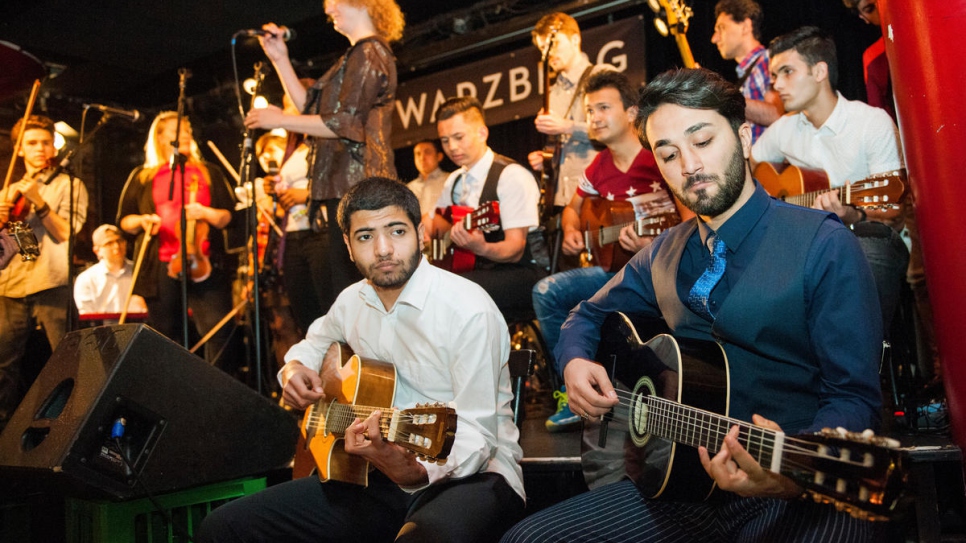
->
[688,233,727,321]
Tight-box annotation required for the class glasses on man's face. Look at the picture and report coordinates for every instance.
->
[98,239,123,249]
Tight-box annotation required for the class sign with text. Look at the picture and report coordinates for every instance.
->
[392,16,647,148]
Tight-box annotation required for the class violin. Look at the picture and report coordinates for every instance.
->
[1,79,42,261]
[167,173,212,282]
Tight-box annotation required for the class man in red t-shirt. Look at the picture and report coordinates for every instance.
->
[534,71,692,446]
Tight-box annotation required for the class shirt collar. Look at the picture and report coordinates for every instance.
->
[358,256,433,314]
[695,182,770,254]
[463,147,495,183]
[797,91,848,135]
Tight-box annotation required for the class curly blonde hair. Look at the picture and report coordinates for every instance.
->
[326,0,405,43]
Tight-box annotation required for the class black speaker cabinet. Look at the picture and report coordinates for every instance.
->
[0,324,298,500]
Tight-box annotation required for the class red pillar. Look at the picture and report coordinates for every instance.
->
[878,0,966,451]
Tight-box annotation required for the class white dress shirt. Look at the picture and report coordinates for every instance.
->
[752,92,903,188]
[73,259,147,314]
[435,148,540,232]
[282,257,525,500]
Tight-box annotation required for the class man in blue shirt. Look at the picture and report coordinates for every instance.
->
[502,68,883,543]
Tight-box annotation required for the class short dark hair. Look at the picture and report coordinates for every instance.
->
[714,0,764,41]
[415,139,442,154]
[584,69,639,110]
[769,26,839,90]
[11,115,55,143]
[338,176,421,236]
[635,68,746,149]
[436,96,485,124]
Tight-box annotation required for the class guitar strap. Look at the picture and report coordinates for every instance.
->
[563,65,595,122]
[735,50,764,90]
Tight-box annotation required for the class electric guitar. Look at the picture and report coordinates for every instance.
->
[595,312,907,521]
[652,0,697,68]
[429,201,501,273]
[753,162,906,209]
[299,343,458,486]
[576,197,679,272]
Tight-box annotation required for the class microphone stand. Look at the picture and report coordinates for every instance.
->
[170,68,191,350]
[236,62,266,394]
[68,106,116,333]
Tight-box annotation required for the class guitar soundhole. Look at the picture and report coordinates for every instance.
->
[629,377,655,447]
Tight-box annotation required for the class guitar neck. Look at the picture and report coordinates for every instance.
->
[320,403,395,439]
[783,186,847,208]
[674,34,697,69]
[594,216,670,247]
[645,395,784,473]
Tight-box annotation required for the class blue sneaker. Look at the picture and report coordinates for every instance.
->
[545,386,581,432]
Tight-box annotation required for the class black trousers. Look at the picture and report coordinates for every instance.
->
[196,471,525,543]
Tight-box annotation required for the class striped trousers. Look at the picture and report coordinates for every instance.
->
[501,479,881,543]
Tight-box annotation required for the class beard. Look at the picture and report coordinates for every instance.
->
[672,141,747,217]
[360,246,422,290]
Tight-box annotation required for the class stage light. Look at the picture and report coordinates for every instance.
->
[53,121,77,150]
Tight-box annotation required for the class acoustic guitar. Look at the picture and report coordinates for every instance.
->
[576,197,679,272]
[297,343,458,486]
[429,201,500,273]
[753,162,906,210]
[595,311,907,521]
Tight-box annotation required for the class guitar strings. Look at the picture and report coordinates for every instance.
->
[604,388,876,472]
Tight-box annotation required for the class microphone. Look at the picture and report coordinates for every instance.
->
[237,26,297,41]
[85,103,141,122]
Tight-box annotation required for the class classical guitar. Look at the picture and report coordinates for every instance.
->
[653,0,697,68]
[595,311,907,521]
[298,343,458,486]
[429,201,500,273]
[576,197,679,272]
[753,162,906,209]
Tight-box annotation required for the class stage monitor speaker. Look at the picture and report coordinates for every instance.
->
[0,324,298,500]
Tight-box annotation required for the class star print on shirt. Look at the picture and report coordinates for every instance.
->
[605,192,616,200]
[650,181,665,193]
[625,187,638,197]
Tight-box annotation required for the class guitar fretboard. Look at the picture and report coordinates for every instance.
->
[644,395,783,472]
[306,402,393,437]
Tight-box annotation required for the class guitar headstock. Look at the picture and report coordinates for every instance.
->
[651,0,693,35]
[849,170,906,209]
[788,428,907,521]
[634,213,680,237]
[389,403,458,464]
[464,201,501,233]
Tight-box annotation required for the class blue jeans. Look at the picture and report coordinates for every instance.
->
[532,266,614,375]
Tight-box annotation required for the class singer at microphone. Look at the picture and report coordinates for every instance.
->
[237,26,296,42]
[85,103,142,122]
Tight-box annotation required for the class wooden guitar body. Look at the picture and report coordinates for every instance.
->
[298,343,458,486]
[753,162,829,200]
[302,344,396,486]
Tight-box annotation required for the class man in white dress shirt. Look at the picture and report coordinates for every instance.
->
[197,176,525,542]
[74,224,147,317]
